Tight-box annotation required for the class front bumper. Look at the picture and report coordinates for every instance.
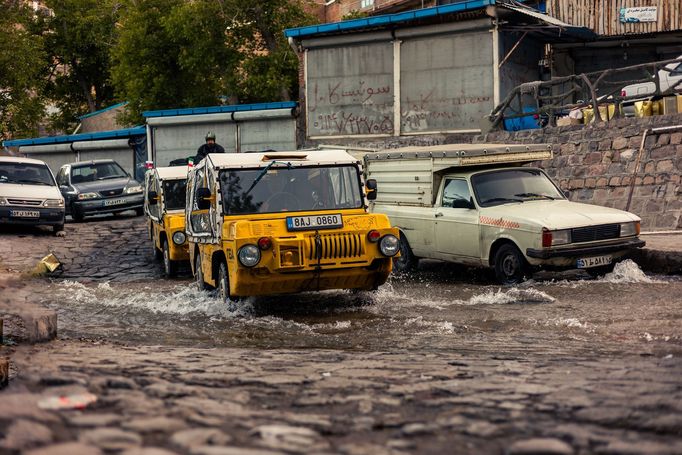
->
[73,194,144,215]
[526,238,646,259]
[0,206,65,227]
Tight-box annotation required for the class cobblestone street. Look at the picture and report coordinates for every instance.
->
[1,215,681,455]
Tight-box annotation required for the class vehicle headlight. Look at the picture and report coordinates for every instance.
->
[77,192,99,200]
[238,244,261,267]
[124,184,143,194]
[43,198,65,207]
[379,234,400,257]
[0,197,7,206]
[542,228,571,247]
[172,231,186,245]
[620,221,640,237]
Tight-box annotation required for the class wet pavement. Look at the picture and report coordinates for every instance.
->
[1,214,681,454]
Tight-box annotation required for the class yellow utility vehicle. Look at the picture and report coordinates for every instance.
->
[145,166,190,277]
[186,150,399,301]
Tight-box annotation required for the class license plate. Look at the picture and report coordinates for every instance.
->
[576,255,612,268]
[286,214,343,231]
[10,210,40,218]
[104,198,126,206]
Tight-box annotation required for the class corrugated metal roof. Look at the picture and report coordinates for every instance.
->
[143,101,298,119]
[285,0,496,38]
[2,126,146,148]
[78,101,128,120]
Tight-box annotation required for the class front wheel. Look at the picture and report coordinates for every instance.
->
[493,243,530,284]
[162,239,176,277]
[195,254,209,291]
[218,261,240,304]
[71,204,84,222]
[135,207,144,216]
[393,234,418,273]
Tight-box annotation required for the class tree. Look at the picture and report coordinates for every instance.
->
[111,0,317,123]
[41,0,119,132]
[0,1,46,141]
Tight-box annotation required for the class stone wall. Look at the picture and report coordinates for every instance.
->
[475,114,682,231]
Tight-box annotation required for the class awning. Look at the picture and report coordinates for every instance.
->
[495,3,596,42]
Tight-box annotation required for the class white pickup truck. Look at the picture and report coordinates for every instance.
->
[365,144,645,284]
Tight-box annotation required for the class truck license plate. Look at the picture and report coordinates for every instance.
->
[576,255,612,268]
[286,214,343,231]
[10,210,40,218]
[104,198,126,206]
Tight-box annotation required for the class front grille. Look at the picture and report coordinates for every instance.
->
[572,224,620,243]
[306,232,365,260]
[101,188,124,197]
[7,198,42,206]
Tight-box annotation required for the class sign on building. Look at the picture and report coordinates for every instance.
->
[619,7,657,23]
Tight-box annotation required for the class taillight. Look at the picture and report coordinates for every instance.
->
[542,229,552,248]
[257,237,272,250]
[367,230,381,242]
[621,89,627,97]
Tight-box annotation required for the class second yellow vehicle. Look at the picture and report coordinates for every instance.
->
[145,166,190,277]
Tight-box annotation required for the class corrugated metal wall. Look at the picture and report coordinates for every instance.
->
[546,0,682,35]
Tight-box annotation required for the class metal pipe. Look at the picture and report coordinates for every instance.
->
[626,128,649,212]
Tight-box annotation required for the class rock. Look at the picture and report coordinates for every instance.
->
[79,428,143,451]
[594,440,677,455]
[170,428,232,450]
[0,357,8,388]
[191,447,285,455]
[0,419,53,450]
[122,416,186,433]
[250,425,328,452]
[121,448,180,455]
[507,438,574,455]
[465,421,499,437]
[0,393,60,423]
[68,413,123,427]
[25,442,103,455]
[401,422,435,436]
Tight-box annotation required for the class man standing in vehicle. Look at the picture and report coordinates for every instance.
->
[193,131,225,164]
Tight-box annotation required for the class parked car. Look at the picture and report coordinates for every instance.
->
[0,156,65,233]
[144,165,189,277]
[365,144,645,284]
[56,159,144,222]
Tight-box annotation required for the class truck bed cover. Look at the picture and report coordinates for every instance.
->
[365,143,552,207]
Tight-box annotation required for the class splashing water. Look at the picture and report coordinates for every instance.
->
[467,287,555,305]
[599,259,664,284]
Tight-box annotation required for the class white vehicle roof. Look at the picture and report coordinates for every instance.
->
[205,149,360,169]
[154,166,189,181]
[366,143,551,159]
[0,155,50,166]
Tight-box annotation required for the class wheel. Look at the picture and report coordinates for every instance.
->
[393,233,418,273]
[71,204,84,222]
[586,263,616,278]
[150,232,162,260]
[162,239,177,277]
[135,207,144,216]
[52,223,64,234]
[195,253,209,291]
[264,192,300,211]
[217,261,240,304]
[493,243,530,285]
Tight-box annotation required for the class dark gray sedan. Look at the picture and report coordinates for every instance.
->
[56,160,144,222]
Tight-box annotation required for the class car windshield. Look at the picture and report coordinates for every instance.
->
[219,165,363,215]
[163,179,186,210]
[0,162,55,186]
[472,168,564,207]
[70,162,126,183]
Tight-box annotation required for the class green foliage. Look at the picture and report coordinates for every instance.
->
[42,0,119,132]
[0,1,46,141]
[342,10,369,21]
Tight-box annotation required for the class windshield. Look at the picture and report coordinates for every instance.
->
[0,162,55,186]
[219,165,363,215]
[472,168,564,207]
[163,179,187,211]
[70,162,127,183]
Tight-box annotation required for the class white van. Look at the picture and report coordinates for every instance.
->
[0,156,65,233]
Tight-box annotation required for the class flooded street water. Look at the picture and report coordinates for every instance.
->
[43,260,682,357]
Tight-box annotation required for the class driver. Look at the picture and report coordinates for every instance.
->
[262,172,295,212]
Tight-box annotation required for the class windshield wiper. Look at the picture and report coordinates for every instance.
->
[97,175,125,180]
[243,160,292,196]
[481,197,524,205]
[514,192,556,200]
[15,179,51,186]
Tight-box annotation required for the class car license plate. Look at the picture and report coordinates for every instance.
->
[104,198,126,206]
[576,255,612,268]
[10,210,40,218]
[286,214,343,231]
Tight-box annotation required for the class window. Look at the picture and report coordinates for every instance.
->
[163,180,187,211]
[56,167,68,186]
[70,162,126,183]
[0,162,55,186]
[360,0,374,8]
[190,168,211,234]
[441,179,471,208]
[472,169,564,207]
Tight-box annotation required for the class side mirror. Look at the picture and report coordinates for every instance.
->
[147,191,158,205]
[451,198,475,209]
[196,187,212,210]
[365,179,377,201]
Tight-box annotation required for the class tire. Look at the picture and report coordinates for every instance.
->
[195,253,209,291]
[150,232,162,260]
[218,261,240,304]
[493,243,530,285]
[52,223,64,234]
[135,207,144,216]
[162,239,176,277]
[71,205,84,222]
[393,233,418,273]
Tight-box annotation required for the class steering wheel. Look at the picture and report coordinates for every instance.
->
[264,192,300,211]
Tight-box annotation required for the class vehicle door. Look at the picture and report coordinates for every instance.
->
[434,177,481,259]
[187,163,214,239]
[145,171,161,222]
